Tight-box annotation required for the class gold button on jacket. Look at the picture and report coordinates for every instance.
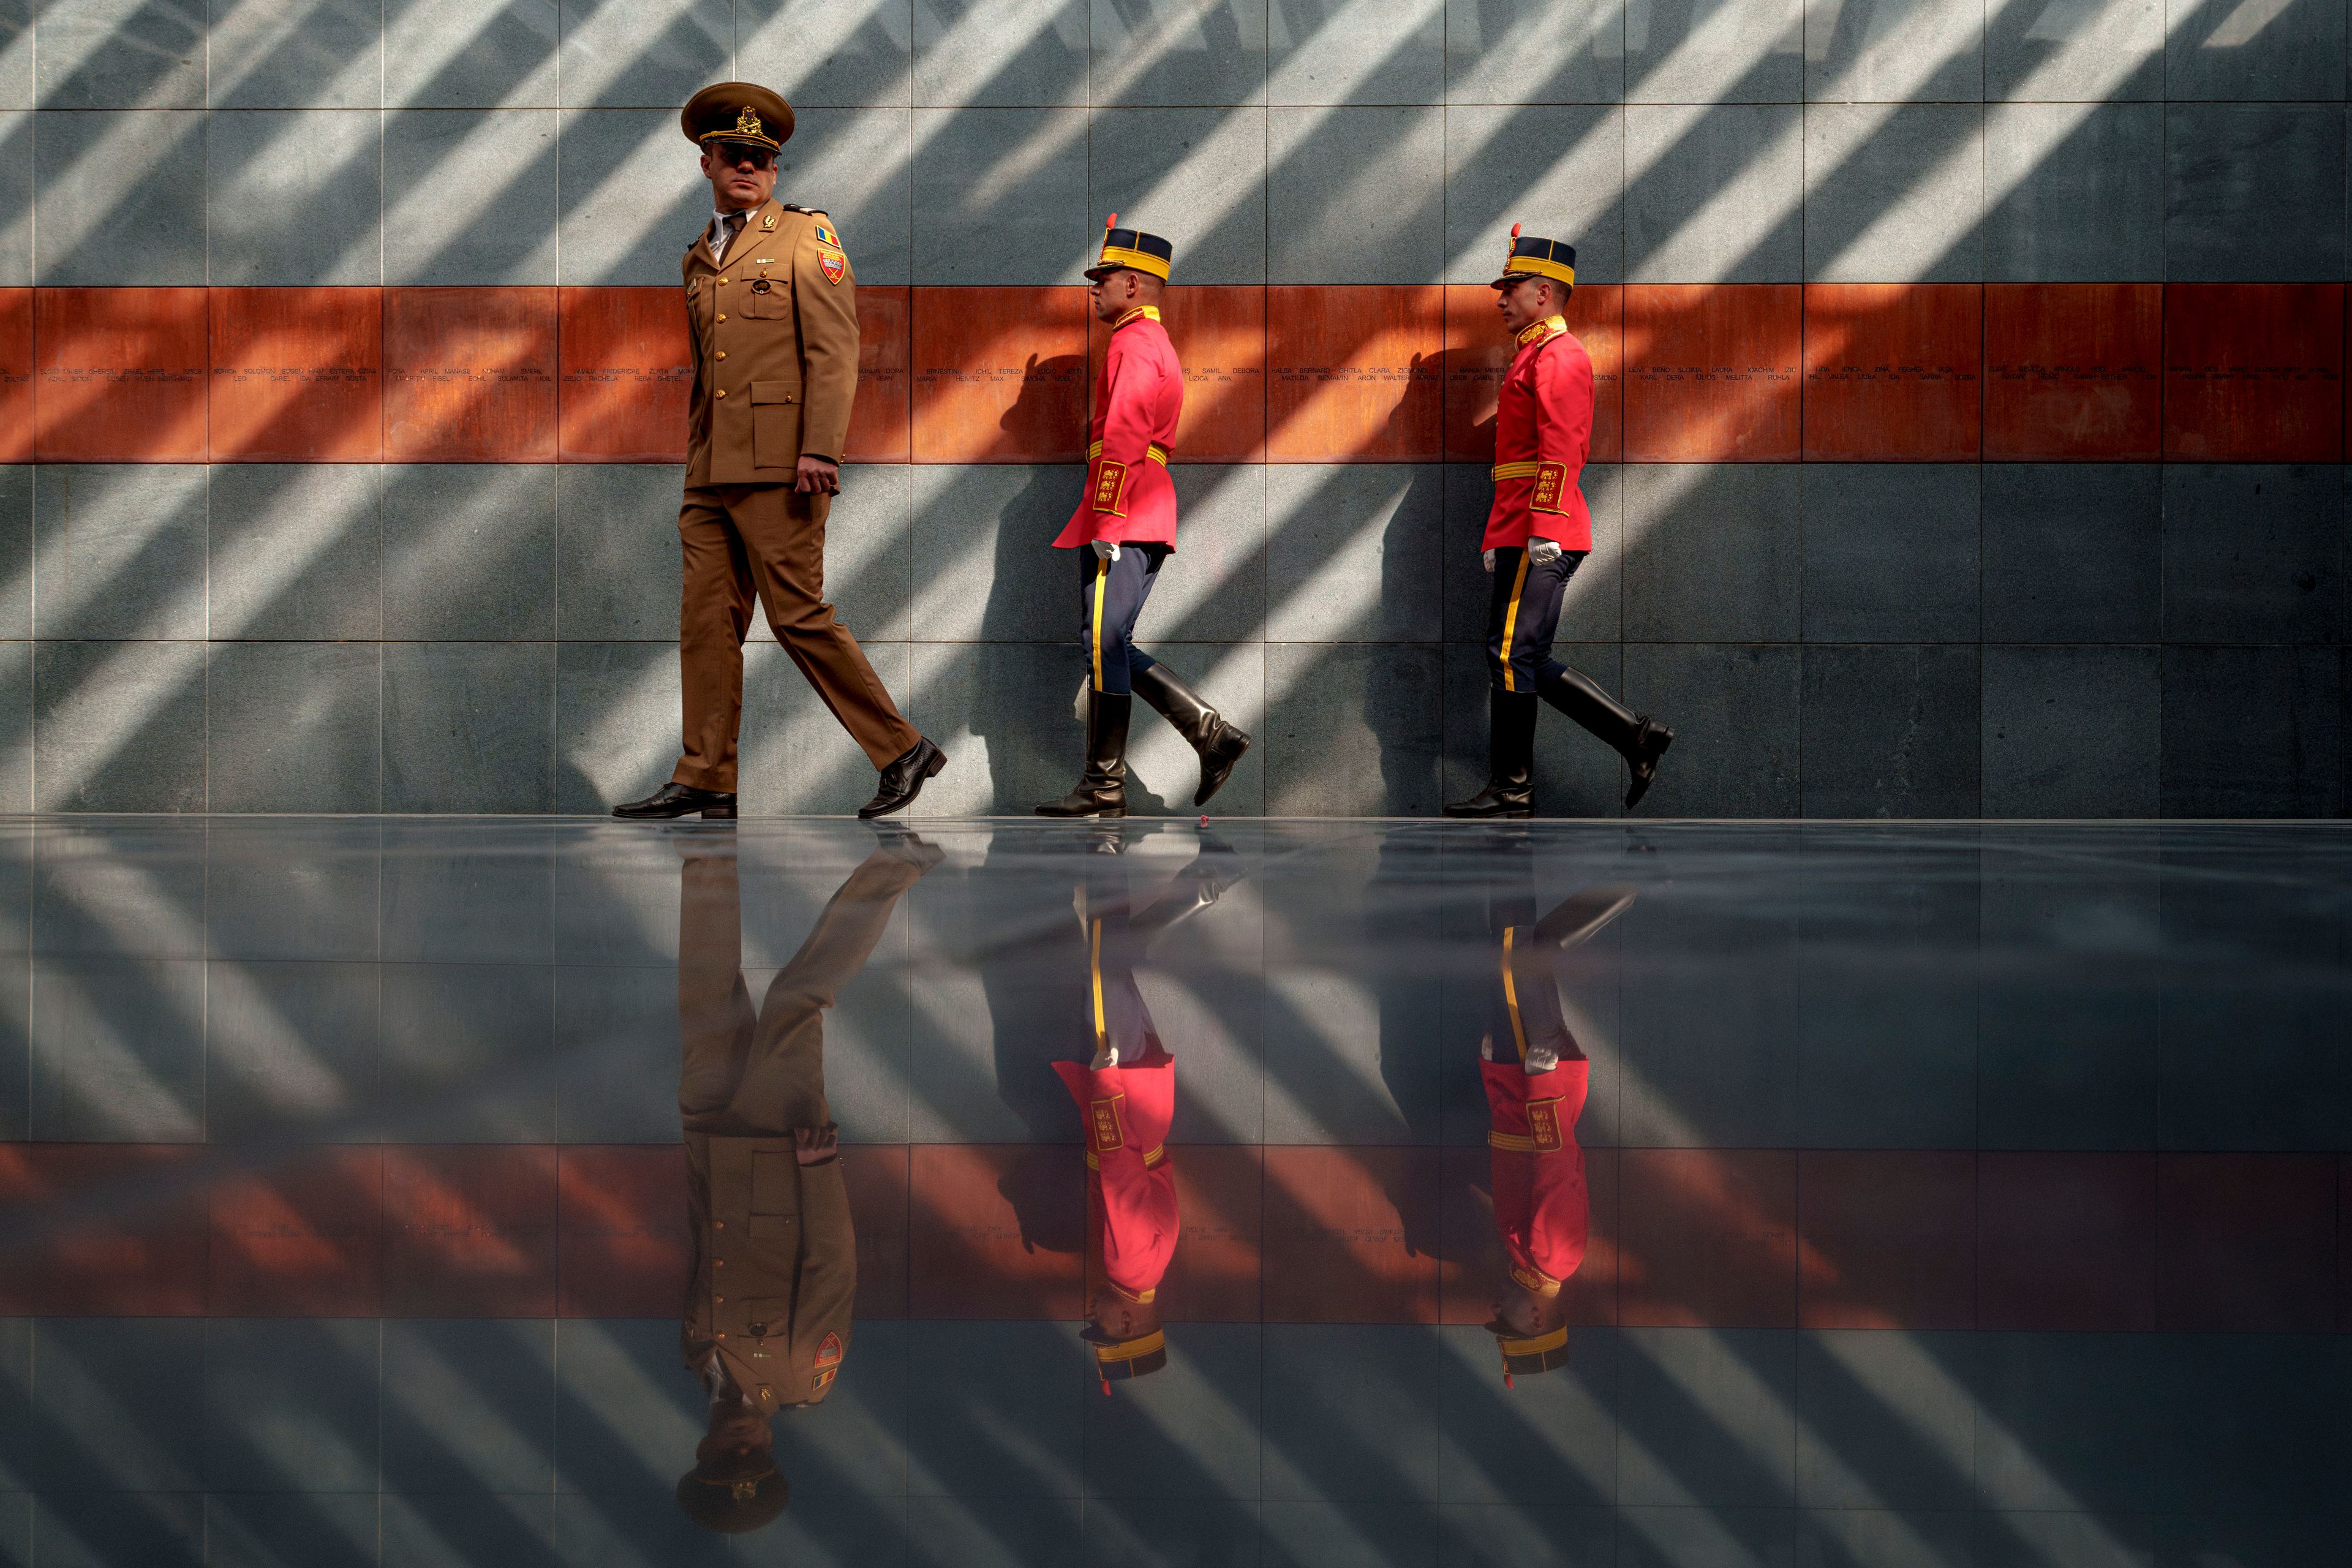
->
[681,198,858,486]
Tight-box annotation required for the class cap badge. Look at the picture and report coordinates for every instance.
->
[734,106,763,139]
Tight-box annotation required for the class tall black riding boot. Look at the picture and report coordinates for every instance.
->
[1131,663,1252,807]
[1036,690,1132,817]
[1444,691,1539,818]
[1538,665,1675,810]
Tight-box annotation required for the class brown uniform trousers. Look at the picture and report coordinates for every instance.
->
[673,197,918,790]
[677,843,927,1411]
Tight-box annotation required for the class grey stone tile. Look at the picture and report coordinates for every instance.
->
[2166,104,2347,282]
[0,2,26,111]
[383,0,560,107]
[203,959,383,1141]
[383,464,557,639]
[1442,639,1626,818]
[907,639,1083,812]
[752,462,914,646]
[1970,1333,2160,1512]
[1801,466,1981,643]
[1268,105,1446,284]
[33,1494,205,1562]
[1093,0,1267,105]
[1795,1330,1982,1509]
[1262,1325,1441,1499]
[2160,646,2341,816]
[1265,1501,1439,1565]
[739,0,916,107]
[908,464,1082,641]
[205,1494,375,1568]
[1265,641,1444,815]
[0,1494,24,1565]
[1626,0,1803,103]
[557,0,728,108]
[1625,102,1803,283]
[1438,1506,1615,1567]
[206,643,382,813]
[2153,1337,2352,1513]
[2162,464,2345,644]
[1271,0,1443,104]
[0,112,26,283]
[379,823,552,960]
[382,1319,557,1493]
[1618,1327,1797,1506]
[382,642,556,812]
[1623,463,1800,641]
[206,108,385,283]
[35,0,203,107]
[1806,0,1983,102]
[1985,102,2163,283]
[0,467,25,638]
[31,466,207,639]
[389,1493,559,1564]
[554,962,684,1140]
[380,961,556,1137]
[29,820,206,959]
[740,638,916,813]
[2168,0,2347,100]
[0,960,23,1134]
[19,1319,208,1489]
[1435,1323,1616,1502]
[1449,0,1623,104]
[208,464,383,640]
[1445,104,1622,285]
[1986,0,2162,100]
[1621,643,1800,818]
[32,641,208,812]
[555,107,723,286]
[1983,645,2160,819]
[204,820,383,958]
[31,957,205,1138]
[1981,464,2161,642]
[0,639,26,813]
[554,640,678,812]
[382,107,560,284]
[1266,464,1444,642]
[907,1319,1087,1493]
[1800,645,1982,818]
[1088,107,1266,284]
[1805,103,1983,282]
[208,0,383,108]
[1083,1321,1262,1496]
[554,463,682,641]
[34,109,205,284]
[550,1315,755,1489]
[1797,972,1978,1146]
[774,104,914,287]
[912,0,1090,105]
[1129,465,1265,643]
[1444,467,1623,646]
[911,106,1088,282]
[203,1319,380,1491]
[1088,1502,1262,1564]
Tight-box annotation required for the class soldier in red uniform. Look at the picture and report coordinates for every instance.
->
[1039,217,1251,818]
[1446,227,1675,820]
[1479,872,1635,1385]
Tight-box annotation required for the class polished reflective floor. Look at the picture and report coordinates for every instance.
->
[1,818,2347,1566]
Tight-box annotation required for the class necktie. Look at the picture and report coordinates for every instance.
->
[716,212,744,260]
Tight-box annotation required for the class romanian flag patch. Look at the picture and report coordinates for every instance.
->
[812,219,840,248]
[1530,462,1569,514]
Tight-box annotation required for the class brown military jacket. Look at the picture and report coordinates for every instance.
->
[680,1132,856,1413]
[680,197,860,486]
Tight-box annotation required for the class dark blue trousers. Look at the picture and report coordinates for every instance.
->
[1077,545,1168,695]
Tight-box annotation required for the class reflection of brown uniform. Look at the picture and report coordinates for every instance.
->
[673,197,919,790]
[677,846,924,1412]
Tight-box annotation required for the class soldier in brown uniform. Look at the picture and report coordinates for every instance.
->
[673,827,941,1532]
[617,82,946,823]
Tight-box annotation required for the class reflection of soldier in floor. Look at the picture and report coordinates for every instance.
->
[674,829,941,1532]
[1050,831,1241,1390]
[1478,876,1634,1387]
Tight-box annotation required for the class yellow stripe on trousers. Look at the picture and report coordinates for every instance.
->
[1499,552,1532,693]
[1090,918,1107,1048]
[1501,927,1529,1063]
[1091,556,1109,693]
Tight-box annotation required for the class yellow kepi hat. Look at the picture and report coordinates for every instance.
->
[1485,1319,1569,1387]
[1082,1325,1169,1392]
[1491,223,1575,292]
[1087,213,1174,281]
[680,81,794,153]
[674,1453,789,1534]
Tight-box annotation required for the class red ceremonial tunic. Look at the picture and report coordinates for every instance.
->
[1052,1058,1180,1303]
[1055,306,1183,551]
[1480,1058,1590,1296]
[1482,315,1594,553]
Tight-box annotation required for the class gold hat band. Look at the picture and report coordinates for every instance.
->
[1501,256,1576,288]
[1096,244,1171,279]
[1094,1330,1167,1365]
[1495,1325,1568,1357]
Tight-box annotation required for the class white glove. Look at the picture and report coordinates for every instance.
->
[1482,549,1496,574]
[1528,537,1562,565]
[1091,538,1121,563]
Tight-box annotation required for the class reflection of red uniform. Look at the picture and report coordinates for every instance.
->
[1482,315,1594,552]
[1055,307,1182,551]
[1052,1058,1180,1302]
[1480,1058,1589,1295]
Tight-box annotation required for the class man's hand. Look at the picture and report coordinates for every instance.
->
[794,454,841,494]
[1482,548,1496,574]
[1528,537,1562,565]
[794,1126,839,1166]
[1090,538,1121,563]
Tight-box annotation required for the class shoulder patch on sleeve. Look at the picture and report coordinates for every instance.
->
[811,218,840,249]
[819,249,846,285]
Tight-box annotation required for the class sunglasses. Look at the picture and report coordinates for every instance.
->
[708,141,775,170]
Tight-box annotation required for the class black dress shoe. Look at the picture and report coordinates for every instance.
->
[612,782,736,820]
[859,736,946,819]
